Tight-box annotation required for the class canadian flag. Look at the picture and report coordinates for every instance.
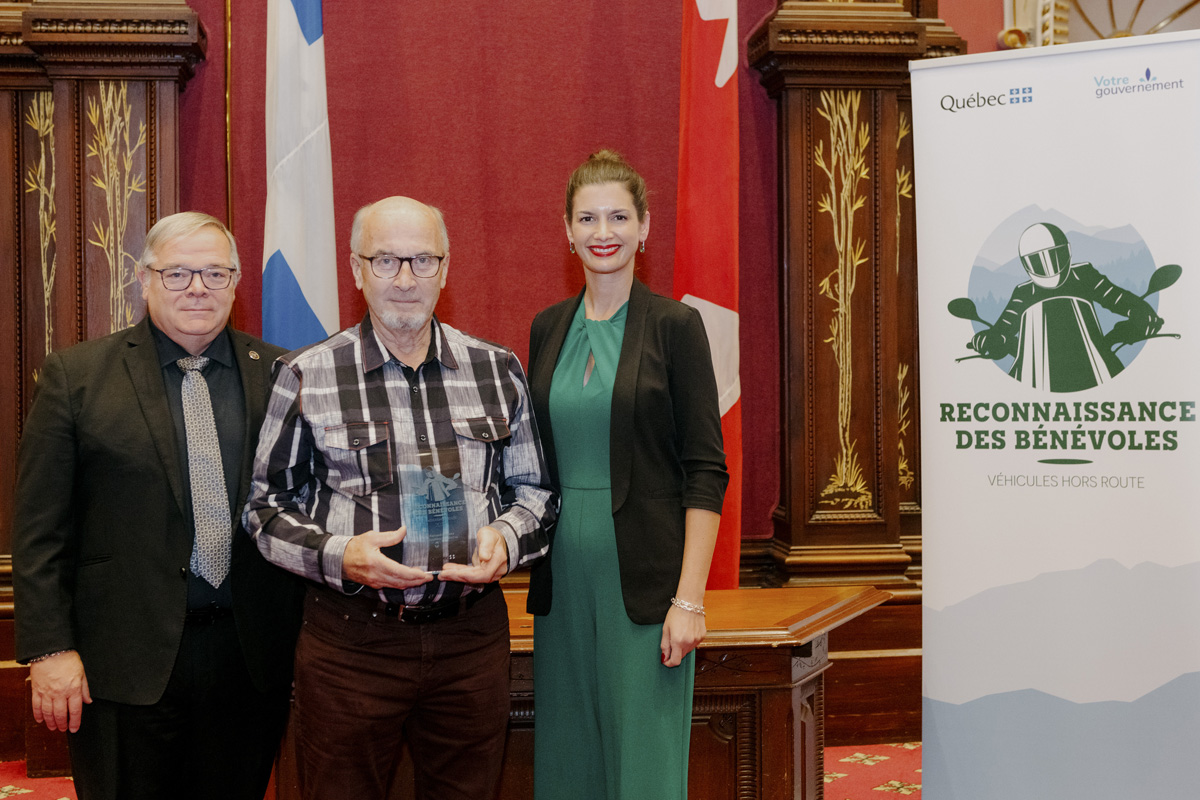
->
[674,0,741,590]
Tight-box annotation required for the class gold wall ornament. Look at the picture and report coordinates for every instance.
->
[897,362,915,490]
[895,112,912,277]
[895,111,915,492]
[775,29,921,46]
[814,89,873,511]
[24,91,58,358]
[86,80,146,333]
[1041,0,1070,43]
[29,19,192,36]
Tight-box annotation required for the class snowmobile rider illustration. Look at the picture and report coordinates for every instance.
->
[968,222,1163,392]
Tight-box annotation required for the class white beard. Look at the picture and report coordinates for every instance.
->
[375,307,430,334]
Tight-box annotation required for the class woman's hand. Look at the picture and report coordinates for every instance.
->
[660,507,720,668]
[660,603,706,668]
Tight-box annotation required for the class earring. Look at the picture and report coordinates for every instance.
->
[569,242,576,254]
[639,241,645,253]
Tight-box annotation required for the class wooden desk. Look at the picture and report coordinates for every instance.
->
[499,585,890,800]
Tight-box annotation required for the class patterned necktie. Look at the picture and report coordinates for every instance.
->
[177,356,231,587]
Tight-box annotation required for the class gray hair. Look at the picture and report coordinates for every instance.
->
[350,198,450,259]
[138,211,241,273]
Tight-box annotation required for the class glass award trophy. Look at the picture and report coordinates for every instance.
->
[383,460,473,574]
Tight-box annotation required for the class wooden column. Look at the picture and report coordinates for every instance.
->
[0,0,203,764]
[748,1,963,743]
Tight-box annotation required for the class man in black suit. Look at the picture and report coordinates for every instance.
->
[13,212,302,800]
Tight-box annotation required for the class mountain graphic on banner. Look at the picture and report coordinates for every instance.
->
[924,671,1200,800]
[925,559,1200,705]
[972,204,1117,263]
[970,211,1157,307]
[971,237,1154,306]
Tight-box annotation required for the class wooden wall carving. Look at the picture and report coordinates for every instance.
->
[747,0,964,743]
[0,0,203,762]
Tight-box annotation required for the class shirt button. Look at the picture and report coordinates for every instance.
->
[179,567,187,579]
[411,386,419,393]
[419,434,427,442]
[481,432,490,439]
[352,438,361,446]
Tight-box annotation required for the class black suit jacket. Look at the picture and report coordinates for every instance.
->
[13,318,303,704]
[526,279,728,623]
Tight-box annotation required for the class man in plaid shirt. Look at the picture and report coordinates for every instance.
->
[244,196,557,800]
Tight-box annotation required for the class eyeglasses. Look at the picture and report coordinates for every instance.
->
[358,253,445,279]
[147,266,237,291]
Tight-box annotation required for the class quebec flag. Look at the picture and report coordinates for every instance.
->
[262,0,338,349]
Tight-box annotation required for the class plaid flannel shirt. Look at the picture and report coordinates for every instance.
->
[243,314,557,607]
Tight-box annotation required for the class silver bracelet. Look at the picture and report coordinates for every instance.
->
[670,596,705,616]
[28,649,73,664]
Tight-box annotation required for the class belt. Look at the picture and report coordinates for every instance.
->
[377,582,497,624]
[185,605,232,624]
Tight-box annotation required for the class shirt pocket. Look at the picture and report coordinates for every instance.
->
[320,421,394,496]
[449,417,511,492]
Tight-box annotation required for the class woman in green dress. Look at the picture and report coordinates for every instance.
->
[527,150,729,799]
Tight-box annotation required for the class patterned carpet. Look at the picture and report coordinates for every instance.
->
[2,743,922,799]
[824,741,922,799]
[0,761,73,800]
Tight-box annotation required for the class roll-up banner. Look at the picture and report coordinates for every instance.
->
[911,31,1200,799]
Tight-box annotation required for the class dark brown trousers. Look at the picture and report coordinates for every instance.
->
[293,586,511,800]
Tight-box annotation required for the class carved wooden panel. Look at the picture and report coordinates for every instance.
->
[750,2,963,595]
[895,89,923,573]
[809,87,891,525]
[689,692,761,800]
[81,78,151,336]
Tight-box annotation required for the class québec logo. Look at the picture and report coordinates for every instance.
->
[941,87,1033,112]
[1008,86,1034,105]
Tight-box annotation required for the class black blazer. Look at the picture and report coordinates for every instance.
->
[13,318,303,704]
[526,279,728,624]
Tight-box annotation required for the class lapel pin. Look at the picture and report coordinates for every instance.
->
[249,350,261,360]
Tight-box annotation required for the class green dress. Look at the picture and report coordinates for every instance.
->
[533,301,695,800]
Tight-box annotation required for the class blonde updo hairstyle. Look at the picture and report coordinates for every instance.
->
[565,149,649,222]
